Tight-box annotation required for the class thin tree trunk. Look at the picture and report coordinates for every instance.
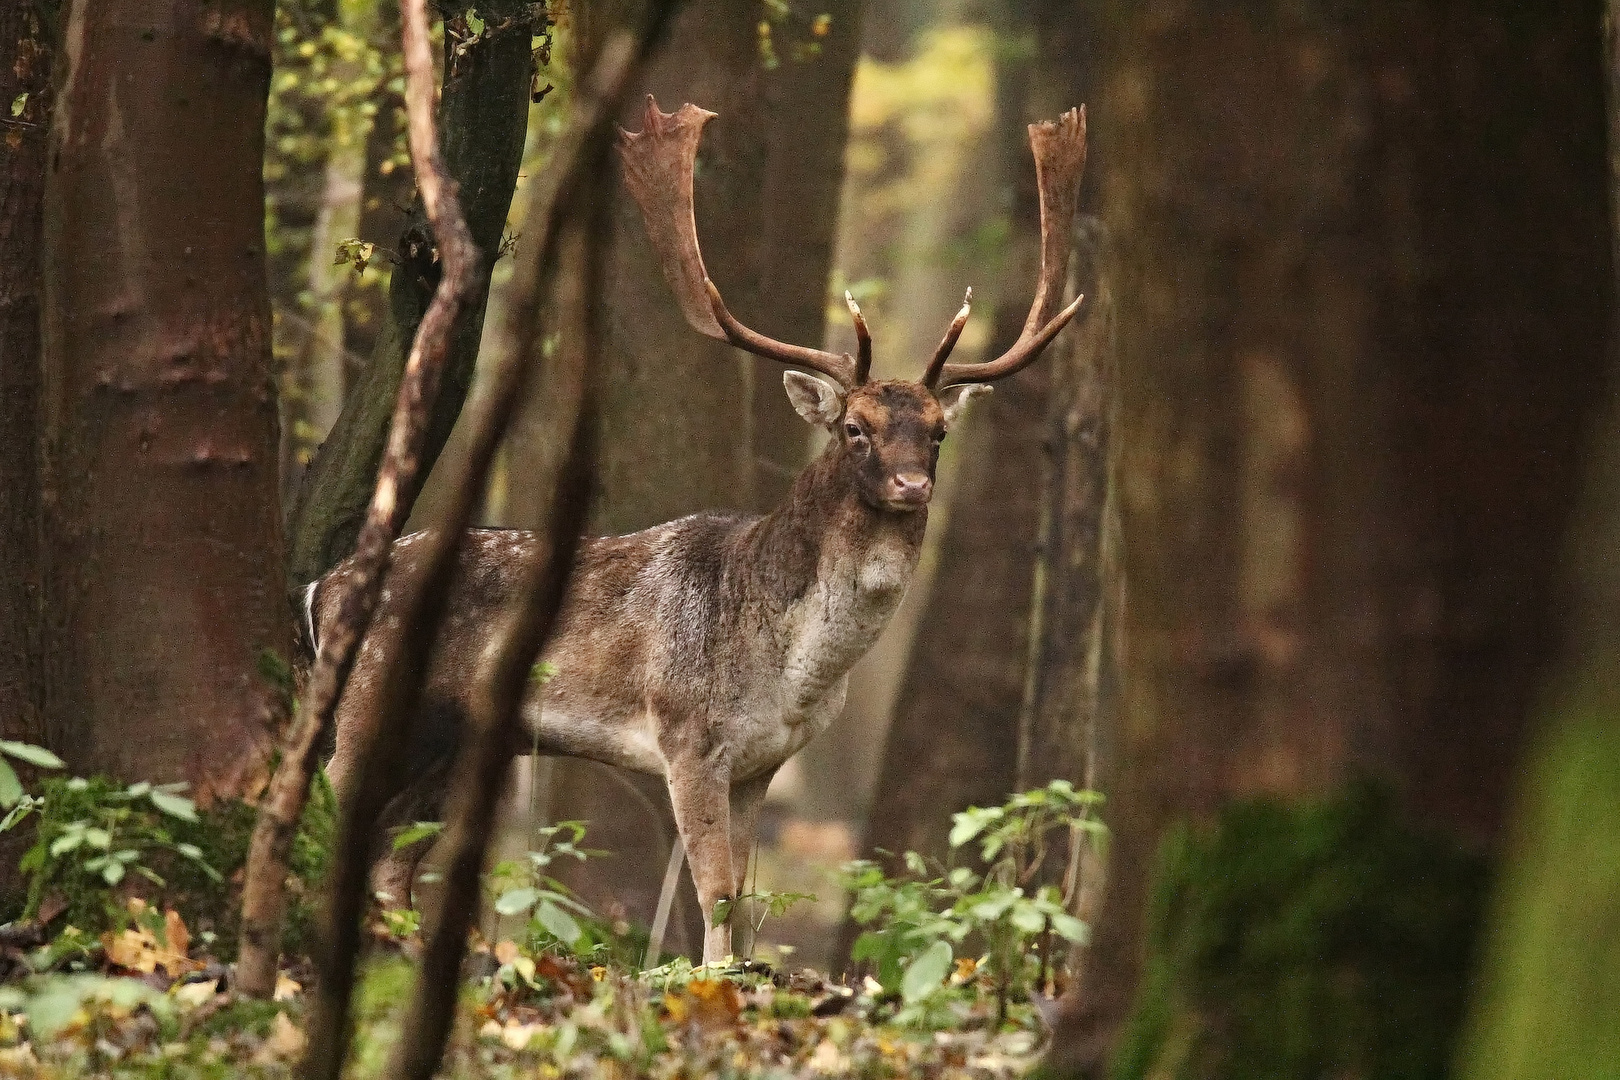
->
[42,0,290,797]
[1048,4,1612,1073]
[1014,222,1112,796]
[286,0,535,596]
[281,0,379,504]
[858,0,1092,878]
[0,0,55,907]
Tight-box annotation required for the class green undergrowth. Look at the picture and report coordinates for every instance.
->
[12,773,334,961]
[1115,782,1488,1080]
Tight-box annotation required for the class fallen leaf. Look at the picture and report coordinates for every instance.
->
[808,1039,845,1074]
[501,1019,544,1050]
[252,1011,306,1063]
[173,980,219,1008]
[493,939,520,966]
[273,974,302,1001]
[163,909,189,959]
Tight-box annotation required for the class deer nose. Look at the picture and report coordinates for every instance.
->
[888,470,933,505]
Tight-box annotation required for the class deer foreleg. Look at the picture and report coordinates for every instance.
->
[666,753,734,964]
[727,771,774,959]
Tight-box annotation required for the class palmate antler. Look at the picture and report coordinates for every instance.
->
[616,98,860,389]
[616,96,1088,391]
[928,107,1089,388]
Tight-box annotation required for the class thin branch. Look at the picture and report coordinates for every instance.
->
[235,0,480,1002]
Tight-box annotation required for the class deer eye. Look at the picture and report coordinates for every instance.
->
[844,422,865,440]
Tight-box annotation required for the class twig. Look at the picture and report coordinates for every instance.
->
[235,0,480,1002]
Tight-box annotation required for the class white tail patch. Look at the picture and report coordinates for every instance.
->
[302,579,322,655]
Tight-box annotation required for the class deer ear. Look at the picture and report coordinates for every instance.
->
[783,371,845,427]
[938,383,992,428]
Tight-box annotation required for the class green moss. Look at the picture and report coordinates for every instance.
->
[1455,700,1620,1080]
[1115,782,1487,1080]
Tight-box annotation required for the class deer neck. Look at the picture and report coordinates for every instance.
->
[741,440,927,702]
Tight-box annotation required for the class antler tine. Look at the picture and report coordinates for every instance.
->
[936,106,1088,388]
[846,292,872,384]
[922,288,973,387]
[618,96,857,388]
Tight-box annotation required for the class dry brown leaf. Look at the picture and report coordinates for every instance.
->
[252,1011,306,1064]
[493,939,520,966]
[163,909,189,959]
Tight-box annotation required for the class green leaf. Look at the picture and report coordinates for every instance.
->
[711,897,733,927]
[901,939,952,1003]
[1049,911,1088,943]
[50,832,83,856]
[9,93,25,118]
[535,898,581,945]
[148,790,198,821]
[1011,902,1046,935]
[0,741,64,770]
[0,759,22,810]
[102,861,125,885]
[125,781,152,798]
[392,820,444,851]
[494,886,539,916]
[83,827,112,849]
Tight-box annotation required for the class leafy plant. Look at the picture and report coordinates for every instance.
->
[487,821,601,956]
[0,740,64,828]
[841,780,1106,1027]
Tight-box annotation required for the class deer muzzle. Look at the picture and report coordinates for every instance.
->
[884,470,933,508]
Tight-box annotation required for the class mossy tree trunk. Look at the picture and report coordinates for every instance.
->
[1047,2,1613,1075]
[1451,6,1620,1075]
[42,0,293,798]
[285,0,535,596]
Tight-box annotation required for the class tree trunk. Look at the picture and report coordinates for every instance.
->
[1451,7,1620,1073]
[0,0,56,907]
[41,0,292,798]
[286,0,534,595]
[0,0,53,749]
[1048,3,1612,1073]
[858,0,1093,874]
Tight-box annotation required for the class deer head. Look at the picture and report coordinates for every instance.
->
[617,97,1088,513]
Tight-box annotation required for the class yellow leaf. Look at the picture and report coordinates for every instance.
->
[173,979,219,1008]
[493,939,520,965]
[273,974,302,1001]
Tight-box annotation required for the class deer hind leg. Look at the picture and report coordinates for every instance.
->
[666,752,734,965]
[727,770,775,960]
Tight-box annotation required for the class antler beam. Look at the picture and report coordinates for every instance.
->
[617,97,860,389]
[930,107,1088,388]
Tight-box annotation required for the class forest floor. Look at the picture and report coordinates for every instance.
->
[0,920,1048,1079]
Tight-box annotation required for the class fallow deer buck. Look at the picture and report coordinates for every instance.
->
[315,97,1087,963]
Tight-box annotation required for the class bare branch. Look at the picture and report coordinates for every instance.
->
[236,0,481,1002]
[299,15,676,1080]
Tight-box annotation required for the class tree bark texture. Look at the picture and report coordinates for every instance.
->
[0,0,56,908]
[1015,220,1114,797]
[859,0,1094,874]
[286,0,534,596]
[543,0,862,958]
[0,1,53,752]
[41,0,291,798]
[1051,3,1613,1071]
